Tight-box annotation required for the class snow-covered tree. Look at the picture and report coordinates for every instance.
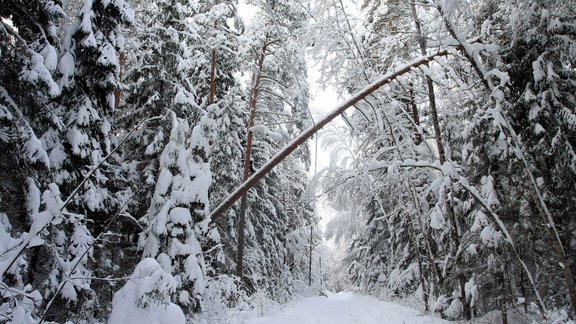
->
[120,0,248,313]
[228,0,317,297]
[109,258,185,324]
[1,0,133,321]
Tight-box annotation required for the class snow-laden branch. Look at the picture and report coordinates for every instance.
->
[456,175,546,313]
[0,116,161,279]
[39,196,133,323]
[433,0,574,313]
[209,50,449,221]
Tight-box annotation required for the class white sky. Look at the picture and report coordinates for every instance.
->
[306,62,344,233]
[237,0,258,22]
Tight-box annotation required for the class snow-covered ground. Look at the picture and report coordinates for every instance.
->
[244,292,448,324]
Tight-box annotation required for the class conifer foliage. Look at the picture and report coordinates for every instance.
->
[313,0,576,320]
[1,0,575,322]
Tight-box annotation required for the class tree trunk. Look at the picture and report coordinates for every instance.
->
[409,221,429,311]
[411,3,469,317]
[210,51,448,221]
[209,48,216,105]
[408,82,422,145]
[520,267,528,313]
[308,224,313,286]
[114,52,126,108]
[210,1,219,106]
[236,39,269,278]
[380,104,432,310]
[500,270,508,324]
[410,1,445,163]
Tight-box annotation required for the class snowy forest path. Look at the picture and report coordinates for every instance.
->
[245,292,449,324]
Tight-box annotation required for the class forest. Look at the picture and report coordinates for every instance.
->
[1,0,575,323]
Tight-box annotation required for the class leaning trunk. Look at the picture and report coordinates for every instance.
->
[210,51,449,222]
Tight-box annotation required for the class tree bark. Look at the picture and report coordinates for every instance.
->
[114,52,126,109]
[209,48,216,105]
[236,39,269,278]
[209,0,219,105]
[408,82,422,145]
[409,220,429,311]
[209,19,217,105]
[500,270,508,324]
[308,224,313,286]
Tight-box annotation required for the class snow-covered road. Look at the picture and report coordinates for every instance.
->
[245,292,449,324]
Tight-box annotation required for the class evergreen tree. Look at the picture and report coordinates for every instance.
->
[232,0,315,295]
[121,0,246,314]
[1,0,133,320]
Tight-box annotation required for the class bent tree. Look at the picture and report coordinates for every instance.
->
[209,51,448,221]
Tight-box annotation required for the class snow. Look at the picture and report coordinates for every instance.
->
[67,127,90,157]
[249,125,283,141]
[40,43,58,71]
[0,103,13,120]
[444,297,463,319]
[480,225,502,248]
[79,3,97,48]
[61,280,77,301]
[109,258,185,324]
[58,51,75,87]
[112,0,135,23]
[79,0,94,32]
[75,102,99,126]
[20,52,60,97]
[184,254,203,282]
[188,162,212,208]
[83,185,106,211]
[168,207,191,225]
[480,175,500,208]
[25,132,50,167]
[464,277,478,307]
[173,86,195,106]
[430,206,446,229]
[245,292,448,324]
[0,213,22,276]
[97,43,119,70]
[9,306,36,324]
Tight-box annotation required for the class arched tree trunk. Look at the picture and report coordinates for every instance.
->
[210,51,448,221]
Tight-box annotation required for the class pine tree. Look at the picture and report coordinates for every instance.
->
[231,0,315,295]
[1,0,133,321]
[122,0,244,313]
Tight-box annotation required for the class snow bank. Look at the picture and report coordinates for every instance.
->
[108,258,185,324]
